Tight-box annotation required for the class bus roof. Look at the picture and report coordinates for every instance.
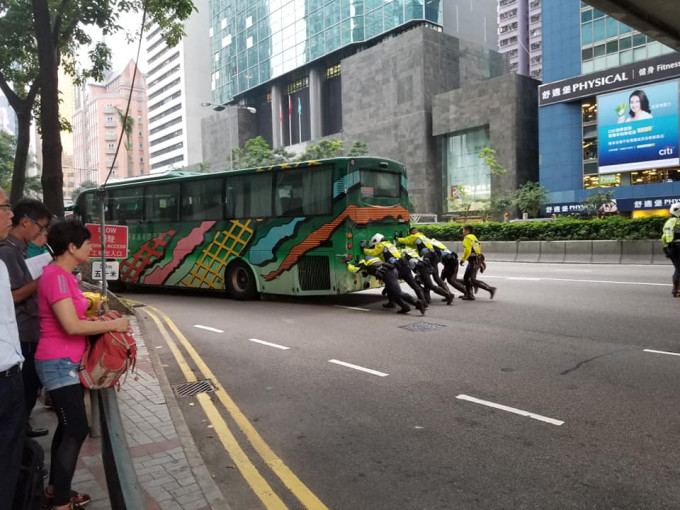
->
[78,156,404,193]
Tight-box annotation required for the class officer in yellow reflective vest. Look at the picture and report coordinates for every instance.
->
[362,233,427,303]
[396,227,453,302]
[346,256,425,314]
[460,225,496,301]
[662,203,680,297]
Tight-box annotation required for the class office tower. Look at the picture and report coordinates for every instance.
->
[72,60,151,189]
[538,0,679,217]
[199,0,539,216]
[145,3,212,174]
[498,0,542,80]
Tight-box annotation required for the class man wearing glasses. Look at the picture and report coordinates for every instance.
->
[0,187,25,504]
[0,198,52,439]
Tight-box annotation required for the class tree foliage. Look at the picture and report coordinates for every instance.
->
[232,137,371,169]
[231,136,294,169]
[0,131,15,191]
[72,179,97,201]
[512,181,548,218]
[1,0,197,217]
[580,189,616,218]
[478,147,507,176]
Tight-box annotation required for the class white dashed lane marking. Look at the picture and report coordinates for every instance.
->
[328,359,388,377]
[194,325,224,333]
[248,338,290,350]
[643,349,680,357]
[456,394,564,426]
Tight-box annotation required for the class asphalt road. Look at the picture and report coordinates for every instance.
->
[126,262,680,510]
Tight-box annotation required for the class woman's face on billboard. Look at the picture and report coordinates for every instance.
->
[629,94,641,113]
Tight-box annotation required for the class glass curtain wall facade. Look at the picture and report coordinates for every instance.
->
[579,2,674,75]
[210,0,442,103]
[443,127,490,213]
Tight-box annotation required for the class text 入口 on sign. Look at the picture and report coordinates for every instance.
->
[86,224,129,259]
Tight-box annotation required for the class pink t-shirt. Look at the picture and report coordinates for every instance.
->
[35,264,88,363]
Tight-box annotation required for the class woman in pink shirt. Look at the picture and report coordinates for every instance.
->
[35,220,129,510]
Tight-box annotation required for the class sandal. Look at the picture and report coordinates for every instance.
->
[45,486,91,507]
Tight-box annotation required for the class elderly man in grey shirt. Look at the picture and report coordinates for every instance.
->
[0,198,52,438]
[0,186,26,504]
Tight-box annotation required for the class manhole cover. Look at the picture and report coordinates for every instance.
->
[399,321,446,332]
[173,379,216,397]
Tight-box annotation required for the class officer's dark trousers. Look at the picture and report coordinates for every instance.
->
[383,268,417,308]
[463,257,494,297]
[395,261,425,301]
[669,243,680,294]
[441,259,467,295]
[416,266,450,298]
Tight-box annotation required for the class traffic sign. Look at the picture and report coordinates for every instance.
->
[92,260,120,280]
[86,224,128,259]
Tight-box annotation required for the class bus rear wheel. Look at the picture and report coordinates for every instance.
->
[225,260,258,300]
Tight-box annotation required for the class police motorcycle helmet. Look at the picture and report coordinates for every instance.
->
[369,233,386,248]
[670,203,680,218]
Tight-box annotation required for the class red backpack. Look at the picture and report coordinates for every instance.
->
[79,311,137,390]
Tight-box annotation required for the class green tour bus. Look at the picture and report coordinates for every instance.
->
[74,156,410,299]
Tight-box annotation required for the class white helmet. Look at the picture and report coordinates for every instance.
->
[670,203,680,218]
[369,233,385,248]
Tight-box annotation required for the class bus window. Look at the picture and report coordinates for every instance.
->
[145,183,179,222]
[275,166,332,216]
[181,178,223,221]
[109,188,144,223]
[360,169,400,198]
[83,193,102,223]
[225,173,272,218]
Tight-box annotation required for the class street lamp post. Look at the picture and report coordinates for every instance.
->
[201,102,256,171]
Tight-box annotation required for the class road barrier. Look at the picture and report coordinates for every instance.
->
[442,240,671,265]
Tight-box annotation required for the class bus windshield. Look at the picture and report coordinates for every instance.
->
[75,156,409,299]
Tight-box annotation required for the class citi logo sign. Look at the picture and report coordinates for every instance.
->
[659,146,675,156]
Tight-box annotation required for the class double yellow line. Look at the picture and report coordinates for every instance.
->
[143,305,327,510]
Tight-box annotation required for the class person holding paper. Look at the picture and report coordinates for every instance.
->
[0,198,52,438]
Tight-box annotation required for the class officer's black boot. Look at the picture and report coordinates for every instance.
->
[476,280,497,299]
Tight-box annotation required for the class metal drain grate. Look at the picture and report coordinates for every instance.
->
[173,379,216,397]
[399,321,446,332]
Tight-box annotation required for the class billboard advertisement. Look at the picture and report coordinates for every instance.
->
[597,80,679,173]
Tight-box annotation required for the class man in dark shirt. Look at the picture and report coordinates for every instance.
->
[0,198,52,437]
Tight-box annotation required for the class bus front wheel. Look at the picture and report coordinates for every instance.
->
[225,260,258,300]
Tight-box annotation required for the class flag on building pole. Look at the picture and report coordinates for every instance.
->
[297,97,302,143]
[279,104,283,147]
[288,95,292,146]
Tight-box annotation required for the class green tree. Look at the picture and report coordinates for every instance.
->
[26,0,196,217]
[446,184,473,220]
[347,140,369,157]
[0,131,16,191]
[481,192,515,221]
[72,179,97,201]
[115,106,135,151]
[581,189,616,218]
[478,147,508,176]
[295,138,344,161]
[512,181,548,218]
[232,136,293,169]
[0,0,40,204]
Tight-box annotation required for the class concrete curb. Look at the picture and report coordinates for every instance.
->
[134,307,229,510]
[442,239,671,264]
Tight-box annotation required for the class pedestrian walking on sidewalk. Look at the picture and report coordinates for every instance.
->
[662,203,680,297]
[0,187,26,506]
[35,219,130,510]
[0,198,53,439]
[459,225,496,301]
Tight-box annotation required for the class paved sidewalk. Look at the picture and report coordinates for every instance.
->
[31,314,226,509]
